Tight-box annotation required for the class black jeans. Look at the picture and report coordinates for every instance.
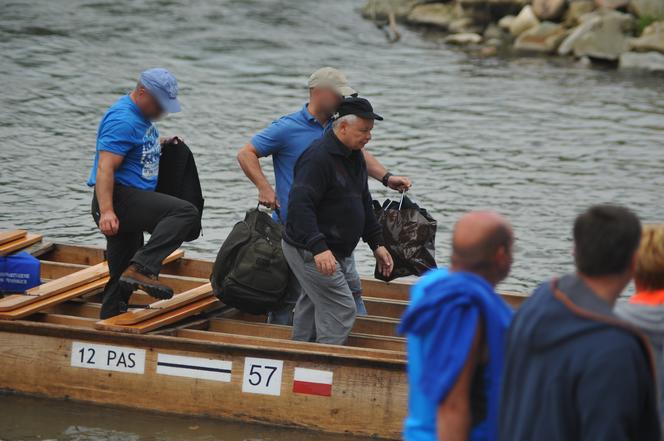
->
[92,185,200,319]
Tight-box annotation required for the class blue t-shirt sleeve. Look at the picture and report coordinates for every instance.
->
[251,118,287,157]
[97,120,136,156]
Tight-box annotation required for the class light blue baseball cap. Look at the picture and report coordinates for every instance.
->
[139,68,181,113]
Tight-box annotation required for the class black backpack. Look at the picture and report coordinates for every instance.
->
[210,208,290,314]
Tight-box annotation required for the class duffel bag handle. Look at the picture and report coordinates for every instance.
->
[255,203,284,224]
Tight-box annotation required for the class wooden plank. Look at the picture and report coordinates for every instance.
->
[0,233,42,256]
[105,283,213,326]
[0,249,184,314]
[363,296,407,319]
[207,318,405,352]
[40,260,205,295]
[31,313,98,328]
[0,230,27,245]
[0,277,109,320]
[95,297,221,334]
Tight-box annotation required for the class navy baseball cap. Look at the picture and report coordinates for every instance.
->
[139,68,181,113]
[335,97,383,121]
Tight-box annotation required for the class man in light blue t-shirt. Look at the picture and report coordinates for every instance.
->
[237,67,412,325]
[88,68,201,319]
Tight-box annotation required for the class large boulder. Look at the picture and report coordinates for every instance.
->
[630,0,664,19]
[361,0,420,21]
[619,51,664,71]
[533,0,567,20]
[510,5,541,36]
[407,3,457,29]
[564,1,596,26]
[629,21,664,52]
[558,9,635,60]
[515,22,568,52]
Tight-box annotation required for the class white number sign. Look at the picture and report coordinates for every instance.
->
[242,357,283,396]
[71,341,145,374]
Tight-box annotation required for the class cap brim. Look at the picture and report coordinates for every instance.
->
[335,85,358,97]
[161,97,181,114]
[358,111,383,121]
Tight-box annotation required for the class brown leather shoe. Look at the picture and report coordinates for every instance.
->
[119,264,173,300]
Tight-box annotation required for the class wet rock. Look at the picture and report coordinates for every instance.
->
[515,22,568,52]
[558,9,634,60]
[563,0,596,26]
[619,51,664,71]
[361,0,420,21]
[407,3,457,29]
[595,0,630,9]
[484,23,507,39]
[459,0,529,26]
[629,21,664,53]
[481,45,500,56]
[509,5,540,36]
[533,0,567,21]
[558,15,602,54]
[449,16,481,33]
[444,32,484,44]
[630,0,664,20]
[498,14,517,30]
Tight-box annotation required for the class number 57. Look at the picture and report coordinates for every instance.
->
[248,364,278,387]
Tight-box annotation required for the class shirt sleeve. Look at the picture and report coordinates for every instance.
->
[251,118,287,157]
[577,336,659,441]
[286,151,330,255]
[97,120,136,156]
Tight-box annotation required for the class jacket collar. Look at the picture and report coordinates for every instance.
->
[324,130,353,158]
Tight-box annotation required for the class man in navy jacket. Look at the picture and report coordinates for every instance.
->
[282,97,393,345]
[499,205,660,441]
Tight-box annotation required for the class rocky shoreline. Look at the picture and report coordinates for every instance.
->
[361,0,664,73]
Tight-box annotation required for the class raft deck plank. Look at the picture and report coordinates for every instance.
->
[0,230,27,245]
[0,249,185,313]
[103,283,213,326]
[0,233,42,256]
[208,318,405,352]
[95,296,222,334]
[0,277,109,320]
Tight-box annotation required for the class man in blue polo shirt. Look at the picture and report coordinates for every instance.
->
[88,68,201,319]
[237,67,412,324]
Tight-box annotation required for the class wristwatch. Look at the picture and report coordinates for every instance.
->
[381,172,393,187]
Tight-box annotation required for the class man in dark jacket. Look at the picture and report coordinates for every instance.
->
[499,205,660,441]
[282,97,393,345]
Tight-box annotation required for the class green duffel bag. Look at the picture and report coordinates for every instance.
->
[210,207,291,315]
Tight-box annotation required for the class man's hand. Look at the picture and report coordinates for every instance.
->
[99,211,120,236]
[374,246,394,278]
[387,175,412,192]
[160,135,183,146]
[314,250,337,276]
[258,185,280,210]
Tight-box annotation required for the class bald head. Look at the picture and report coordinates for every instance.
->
[451,211,514,286]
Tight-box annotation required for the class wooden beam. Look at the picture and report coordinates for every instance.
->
[95,297,222,334]
[0,230,26,245]
[0,233,42,256]
[207,318,405,352]
[106,283,213,326]
[363,296,406,319]
[31,313,97,328]
[0,277,109,320]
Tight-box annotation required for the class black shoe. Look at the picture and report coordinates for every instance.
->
[119,264,174,300]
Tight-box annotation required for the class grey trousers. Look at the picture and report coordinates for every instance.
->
[282,240,357,345]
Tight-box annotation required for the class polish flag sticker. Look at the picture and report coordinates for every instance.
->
[292,367,333,397]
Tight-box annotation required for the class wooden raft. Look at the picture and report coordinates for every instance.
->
[0,249,184,320]
[0,230,43,256]
[95,282,219,334]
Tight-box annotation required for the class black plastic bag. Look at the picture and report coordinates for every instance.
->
[373,194,437,282]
